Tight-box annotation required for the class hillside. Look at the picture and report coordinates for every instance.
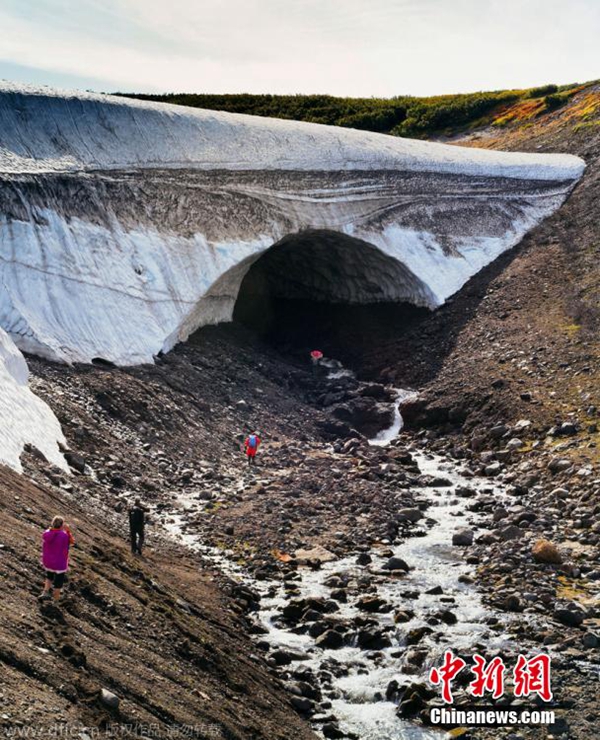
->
[120,81,597,139]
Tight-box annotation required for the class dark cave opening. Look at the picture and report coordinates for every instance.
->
[231,230,430,367]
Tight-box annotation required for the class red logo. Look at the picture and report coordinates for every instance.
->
[429,651,552,704]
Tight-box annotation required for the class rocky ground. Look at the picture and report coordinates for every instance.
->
[12,313,597,740]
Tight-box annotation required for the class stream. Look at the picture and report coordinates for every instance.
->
[161,382,515,739]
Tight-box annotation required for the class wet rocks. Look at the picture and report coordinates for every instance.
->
[330,397,393,438]
[396,682,436,718]
[396,508,424,523]
[382,556,411,572]
[295,545,337,565]
[452,529,474,546]
[405,626,433,645]
[271,648,310,666]
[356,595,391,613]
[495,524,525,541]
[315,630,344,649]
[64,451,86,473]
[500,594,523,612]
[356,627,392,650]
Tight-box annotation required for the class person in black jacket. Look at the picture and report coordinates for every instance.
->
[129,499,146,555]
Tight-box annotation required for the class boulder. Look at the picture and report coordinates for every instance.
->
[64,451,86,473]
[295,545,337,565]
[532,539,563,565]
[315,630,344,649]
[356,595,390,613]
[100,688,120,710]
[382,556,411,572]
[397,508,424,524]
[357,628,392,650]
[484,461,503,477]
[452,529,474,546]
[548,458,572,473]
[496,525,525,542]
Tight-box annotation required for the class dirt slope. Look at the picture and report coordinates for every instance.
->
[0,457,316,740]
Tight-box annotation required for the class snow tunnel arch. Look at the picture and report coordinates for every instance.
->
[167,229,437,350]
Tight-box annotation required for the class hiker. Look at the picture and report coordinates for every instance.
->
[129,499,146,555]
[39,516,75,602]
[310,349,323,376]
[244,431,261,465]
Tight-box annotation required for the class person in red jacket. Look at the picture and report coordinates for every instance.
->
[244,431,261,465]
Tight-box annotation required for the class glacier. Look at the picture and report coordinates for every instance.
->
[0,82,585,366]
[0,327,67,472]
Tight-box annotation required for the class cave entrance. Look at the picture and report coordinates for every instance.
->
[232,230,430,365]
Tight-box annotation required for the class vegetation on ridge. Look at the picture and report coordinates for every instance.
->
[118,81,594,138]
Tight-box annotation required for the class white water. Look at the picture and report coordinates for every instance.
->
[159,391,516,739]
[369,389,418,447]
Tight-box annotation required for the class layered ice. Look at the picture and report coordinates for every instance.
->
[0,83,585,364]
[0,328,66,472]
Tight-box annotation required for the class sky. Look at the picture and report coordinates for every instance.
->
[0,0,598,98]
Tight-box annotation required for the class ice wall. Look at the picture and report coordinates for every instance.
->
[0,328,67,472]
[0,83,585,365]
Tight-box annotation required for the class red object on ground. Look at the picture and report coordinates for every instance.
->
[310,350,323,360]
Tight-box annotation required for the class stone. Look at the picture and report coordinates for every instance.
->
[582,632,599,648]
[357,628,392,650]
[315,630,344,649]
[394,610,414,623]
[405,626,433,645]
[290,696,314,715]
[100,688,120,710]
[322,723,345,739]
[548,458,572,473]
[64,451,86,473]
[532,539,563,565]
[555,422,578,436]
[484,461,503,476]
[382,556,411,572]
[452,529,474,546]
[501,595,523,612]
[496,525,525,542]
[271,648,309,665]
[555,608,585,628]
[397,508,424,524]
[357,595,390,613]
[295,545,337,565]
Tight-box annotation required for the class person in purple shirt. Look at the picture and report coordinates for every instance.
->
[39,516,75,602]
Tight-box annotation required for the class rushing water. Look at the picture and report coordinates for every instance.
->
[160,381,513,739]
[369,388,418,447]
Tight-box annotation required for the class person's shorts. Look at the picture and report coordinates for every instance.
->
[45,570,66,588]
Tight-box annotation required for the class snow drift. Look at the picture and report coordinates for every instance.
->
[0,83,585,365]
[0,328,66,472]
